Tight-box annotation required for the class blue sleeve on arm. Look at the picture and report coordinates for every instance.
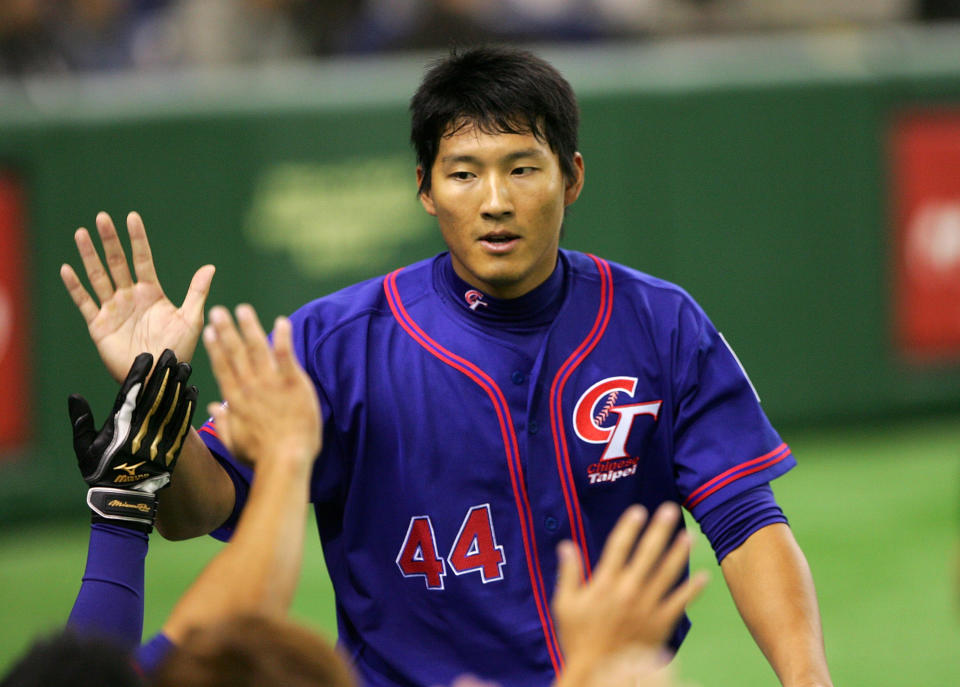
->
[198,421,251,542]
[697,483,788,564]
[207,447,251,542]
[67,523,148,649]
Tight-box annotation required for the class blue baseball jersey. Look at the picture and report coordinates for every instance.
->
[200,249,795,687]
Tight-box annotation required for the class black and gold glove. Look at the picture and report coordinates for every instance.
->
[68,349,197,532]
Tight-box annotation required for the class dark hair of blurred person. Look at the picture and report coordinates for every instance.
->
[0,630,143,687]
[152,613,356,687]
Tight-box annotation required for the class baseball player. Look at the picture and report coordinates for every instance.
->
[61,47,833,687]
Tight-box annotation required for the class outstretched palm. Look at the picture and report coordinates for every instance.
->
[61,211,215,384]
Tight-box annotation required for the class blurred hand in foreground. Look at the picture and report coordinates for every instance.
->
[552,502,707,687]
[203,304,321,467]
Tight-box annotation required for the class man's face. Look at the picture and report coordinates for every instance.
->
[418,122,584,300]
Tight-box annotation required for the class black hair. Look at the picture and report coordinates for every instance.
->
[0,630,143,687]
[410,45,580,194]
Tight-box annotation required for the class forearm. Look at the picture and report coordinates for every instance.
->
[161,451,311,642]
[154,428,235,540]
[721,523,832,687]
[67,524,148,648]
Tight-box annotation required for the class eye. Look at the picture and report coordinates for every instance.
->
[450,171,475,181]
[512,166,537,176]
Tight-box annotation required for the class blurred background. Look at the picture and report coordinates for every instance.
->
[1,1,959,685]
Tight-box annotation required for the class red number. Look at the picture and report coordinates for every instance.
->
[397,505,506,589]
[396,516,446,590]
[447,504,505,583]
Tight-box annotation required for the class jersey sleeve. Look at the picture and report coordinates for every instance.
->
[198,307,343,542]
[697,483,789,563]
[67,523,148,649]
[670,301,796,523]
[198,420,253,542]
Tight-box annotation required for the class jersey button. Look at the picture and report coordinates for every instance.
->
[528,420,538,435]
[511,370,525,384]
[544,516,559,532]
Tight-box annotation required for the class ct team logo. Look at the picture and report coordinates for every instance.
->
[464,289,488,311]
[573,377,662,485]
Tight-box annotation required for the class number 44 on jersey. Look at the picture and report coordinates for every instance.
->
[396,504,506,590]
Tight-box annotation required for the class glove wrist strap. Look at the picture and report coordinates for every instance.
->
[87,487,157,533]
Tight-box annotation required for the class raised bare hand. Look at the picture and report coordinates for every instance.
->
[61,211,215,383]
[552,503,708,661]
[203,304,321,467]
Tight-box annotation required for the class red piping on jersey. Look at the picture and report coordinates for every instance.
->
[548,255,614,581]
[683,443,791,510]
[198,422,220,440]
[384,269,565,676]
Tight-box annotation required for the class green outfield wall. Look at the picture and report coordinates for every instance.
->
[2,27,959,524]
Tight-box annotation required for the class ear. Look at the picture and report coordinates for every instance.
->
[417,166,437,216]
[563,153,585,207]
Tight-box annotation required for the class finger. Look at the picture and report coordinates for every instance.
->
[75,226,114,304]
[150,378,182,462]
[127,211,160,285]
[67,394,97,472]
[208,402,232,453]
[60,263,100,325]
[272,316,299,378]
[209,306,253,380]
[626,502,680,583]
[657,571,709,628]
[148,353,189,462]
[204,320,239,402]
[130,352,175,456]
[118,351,156,407]
[553,540,584,607]
[643,529,692,601]
[96,210,133,289]
[161,383,197,468]
[139,349,177,409]
[179,264,216,328]
[593,504,647,584]
[235,304,272,372]
[67,393,94,429]
[67,394,97,453]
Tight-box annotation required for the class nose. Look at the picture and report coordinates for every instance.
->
[480,174,513,220]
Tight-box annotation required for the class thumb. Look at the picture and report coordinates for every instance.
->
[180,264,216,328]
[68,393,97,459]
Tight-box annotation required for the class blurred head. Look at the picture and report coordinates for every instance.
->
[152,614,356,687]
[0,630,143,687]
[410,45,580,196]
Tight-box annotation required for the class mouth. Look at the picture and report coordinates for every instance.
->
[478,232,521,252]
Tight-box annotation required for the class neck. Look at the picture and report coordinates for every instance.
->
[437,252,566,328]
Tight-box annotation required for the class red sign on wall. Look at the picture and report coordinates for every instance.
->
[891,110,960,362]
[0,174,31,451]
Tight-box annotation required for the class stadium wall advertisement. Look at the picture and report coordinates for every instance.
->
[891,110,960,362]
[0,174,31,454]
[0,29,959,522]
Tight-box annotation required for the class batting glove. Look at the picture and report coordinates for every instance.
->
[68,349,197,532]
